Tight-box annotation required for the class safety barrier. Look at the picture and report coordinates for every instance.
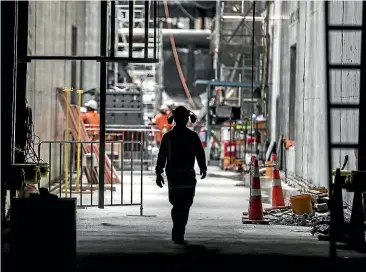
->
[85,124,162,171]
[37,140,144,214]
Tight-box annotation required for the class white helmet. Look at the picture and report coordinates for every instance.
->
[160,105,168,111]
[85,99,98,110]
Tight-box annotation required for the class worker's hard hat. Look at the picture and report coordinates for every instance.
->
[160,105,168,111]
[85,100,98,110]
[167,106,197,124]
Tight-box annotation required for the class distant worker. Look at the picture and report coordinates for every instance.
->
[153,105,170,146]
[81,99,100,139]
[166,101,176,114]
[165,102,175,132]
[155,106,207,244]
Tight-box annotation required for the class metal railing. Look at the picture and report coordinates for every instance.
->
[84,124,162,171]
[37,140,144,215]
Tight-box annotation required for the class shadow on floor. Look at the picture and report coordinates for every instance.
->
[4,246,366,272]
[76,253,366,272]
[178,241,220,255]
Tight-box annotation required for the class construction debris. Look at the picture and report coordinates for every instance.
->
[256,187,346,236]
[265,209,330,227]
[315,203,328,212]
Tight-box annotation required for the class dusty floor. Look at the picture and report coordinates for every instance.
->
[4,169,366,272]
[74,170,366,259]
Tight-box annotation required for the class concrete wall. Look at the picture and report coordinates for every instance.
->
[268,1,362,206]
[26,1,100,186]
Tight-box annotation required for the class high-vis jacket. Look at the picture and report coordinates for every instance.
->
[154,112,172,143]
[155,126,207,188]
[81,111,100,136]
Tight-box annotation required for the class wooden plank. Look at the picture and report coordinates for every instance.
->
[57,89,121,185]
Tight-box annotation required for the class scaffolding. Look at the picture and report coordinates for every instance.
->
[114,1,163,120]
[211,0,266,119]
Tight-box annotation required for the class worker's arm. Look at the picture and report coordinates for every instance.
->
[155,134,168,175]
[194,133,207,173]
[80,113,88,123]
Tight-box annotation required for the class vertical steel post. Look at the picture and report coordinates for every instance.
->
[206,84,212,164]
[48,143,52,192]
[144,1,149,59]
[251,1,256,157]
[110,1,118,85]
[129,1,134,58]
[121,142,124,205]
[153,1,157,60]
[76,90,83,192]
[59,143,62,198]
[324,1,336,258]
[357,0,366,220]
[214,1,221,80]
[110,1,116,57]
[111,143,114,205]
[140,143,143,216]
[99,0,108,209]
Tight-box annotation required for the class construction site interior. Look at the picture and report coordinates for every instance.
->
[2,0,366,270]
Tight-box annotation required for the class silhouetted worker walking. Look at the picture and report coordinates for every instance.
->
[155,106,207,244]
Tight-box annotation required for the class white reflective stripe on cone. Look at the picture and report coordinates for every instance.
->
[251,189,262,196]
[272,179,281,186]
[253,167,260,178]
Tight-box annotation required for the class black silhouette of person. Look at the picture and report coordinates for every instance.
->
[155,106,207,244]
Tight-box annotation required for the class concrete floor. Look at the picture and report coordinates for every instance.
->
[75,171,366,259]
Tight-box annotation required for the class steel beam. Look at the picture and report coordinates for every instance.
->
[15,1,29,166]
[144,1,149,59]
[25,56,158,63]
[128,0,134,58]
[110,1,116,57]
[98,0,108,209]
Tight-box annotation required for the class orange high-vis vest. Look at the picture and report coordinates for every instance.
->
[81,111,100,136]
[154,113,170,143]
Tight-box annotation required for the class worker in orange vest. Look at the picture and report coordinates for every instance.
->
[155,106,207,244]
[167,101,175,114]
[81,99,100,140]
[153,105,170,146]
[165,103,175,132]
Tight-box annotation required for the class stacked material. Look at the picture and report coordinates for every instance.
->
[57,88,120,184]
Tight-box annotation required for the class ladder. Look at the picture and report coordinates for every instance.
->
[324,1,366,258]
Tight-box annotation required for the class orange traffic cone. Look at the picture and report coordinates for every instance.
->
[249,159,263,220]
[271,154,285,208]
[242,158,268,224]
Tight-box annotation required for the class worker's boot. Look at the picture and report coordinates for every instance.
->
[172,226,185,244]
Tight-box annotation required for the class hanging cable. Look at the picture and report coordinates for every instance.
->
[189,1,213,10]
[163,0,197,109]
[23,102,42,163]
[174,0,197,21]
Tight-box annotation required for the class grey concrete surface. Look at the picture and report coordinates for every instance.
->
[75,173,366,259]
[27,1,100,188]
[268,0,361,206]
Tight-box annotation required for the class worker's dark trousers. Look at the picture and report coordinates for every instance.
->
[168,186,196,240]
